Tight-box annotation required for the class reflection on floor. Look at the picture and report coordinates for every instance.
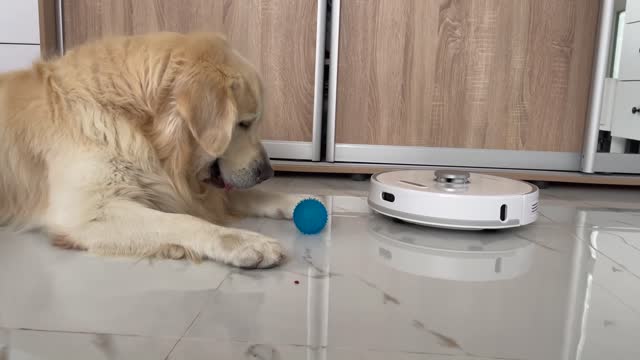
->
[1,174,640,360]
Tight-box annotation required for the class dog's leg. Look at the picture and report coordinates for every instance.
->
[227,189,324,220]
[53,201,285,268]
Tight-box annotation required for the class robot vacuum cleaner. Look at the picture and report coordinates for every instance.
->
[368,170,539,230]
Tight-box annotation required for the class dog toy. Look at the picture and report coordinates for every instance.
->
[293,198,328,235]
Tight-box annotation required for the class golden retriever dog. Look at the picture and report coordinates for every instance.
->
[0,32,305,268]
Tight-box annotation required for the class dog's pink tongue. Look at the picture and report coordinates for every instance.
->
[224,183,234,192]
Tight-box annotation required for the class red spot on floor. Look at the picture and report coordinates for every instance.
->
[294,280,300,285]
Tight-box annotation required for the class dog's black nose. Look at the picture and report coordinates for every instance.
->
[256,161,274,183]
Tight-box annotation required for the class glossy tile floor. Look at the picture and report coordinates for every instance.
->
[2,174,640,360]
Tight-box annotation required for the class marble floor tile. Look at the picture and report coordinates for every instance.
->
[1,175,639,360]
[0,329,175,360]
[167,337,502,360]
[182,213,640,360]
[0,230,229,337]
[258,173,370,196]
[542,184,640,206]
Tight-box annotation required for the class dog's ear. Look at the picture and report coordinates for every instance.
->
[175,75,239,158]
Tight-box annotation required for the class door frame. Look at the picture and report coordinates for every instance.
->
[333,144,581,171]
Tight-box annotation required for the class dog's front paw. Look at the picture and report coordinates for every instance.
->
[225,231,286,269]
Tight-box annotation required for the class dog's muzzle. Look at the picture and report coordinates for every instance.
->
[206,158,273,190]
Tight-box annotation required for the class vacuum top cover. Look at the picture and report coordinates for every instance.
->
[374,170,536,196]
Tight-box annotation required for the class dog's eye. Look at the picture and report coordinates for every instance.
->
[238,121,252,130]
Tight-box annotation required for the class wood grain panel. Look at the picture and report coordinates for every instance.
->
[62,0,318,142]
[335,0,600,152]
[38,0,58,59]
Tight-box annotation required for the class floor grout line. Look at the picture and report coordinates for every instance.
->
[162,270,232,360]
[592,281,640,318]
[573,233,640,281]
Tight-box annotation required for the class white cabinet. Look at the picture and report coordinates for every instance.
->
[599,79,618,131]
[612,5,640,140]
[619,22,640,80]
[627,0,640,24]
[0,0,40,44]
[0,0,41,72]
[611,81,640,141]
[0,44,41,73]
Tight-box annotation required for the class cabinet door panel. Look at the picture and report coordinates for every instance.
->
[62,0,318,143]
[335,0,599,152]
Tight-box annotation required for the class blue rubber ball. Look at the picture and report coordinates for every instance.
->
[293,198,328,235]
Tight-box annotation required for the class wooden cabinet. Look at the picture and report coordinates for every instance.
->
[329,0,601,170]
[61,0,324,160]
[43,0,613,173]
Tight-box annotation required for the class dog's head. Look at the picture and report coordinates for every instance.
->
[173,33,272,190]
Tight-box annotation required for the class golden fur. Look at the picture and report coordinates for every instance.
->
[0,32,303,268]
